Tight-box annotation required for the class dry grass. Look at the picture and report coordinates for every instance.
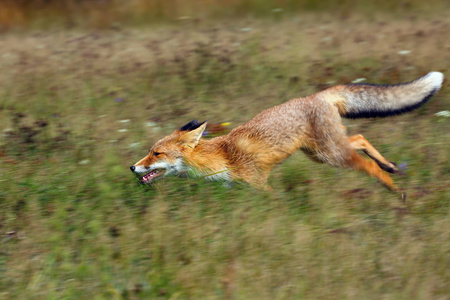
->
[0,12,449,299]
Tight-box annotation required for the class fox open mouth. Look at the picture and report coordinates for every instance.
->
[140,169,166,184]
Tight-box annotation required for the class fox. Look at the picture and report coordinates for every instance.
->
[130,72,444,197]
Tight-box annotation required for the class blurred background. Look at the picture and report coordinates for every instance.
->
[0,1,449,299]
[0,0,449,29]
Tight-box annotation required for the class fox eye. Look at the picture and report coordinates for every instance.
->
[153,151,162,157]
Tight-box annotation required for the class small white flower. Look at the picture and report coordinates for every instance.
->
[398,50,411,55]
[109,139,118,143]
[119,119,130,123]
[435,110,450,117]
[78,159,90,165]
[352,78,367,83]
[98,115,107,118]
[145,121,157,127]
[118,129,128,132]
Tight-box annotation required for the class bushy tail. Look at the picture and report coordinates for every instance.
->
[325,72,444,118]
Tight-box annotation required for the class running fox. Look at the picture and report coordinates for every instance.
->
[131,72,444,195]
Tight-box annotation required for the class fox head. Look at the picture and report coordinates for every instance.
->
[130,120,207,184]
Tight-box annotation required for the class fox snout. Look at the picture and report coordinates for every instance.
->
[130,164,151,174]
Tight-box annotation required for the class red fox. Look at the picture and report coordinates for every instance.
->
[131,72,444,196]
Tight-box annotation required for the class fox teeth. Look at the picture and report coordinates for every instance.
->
[140,169,164,183]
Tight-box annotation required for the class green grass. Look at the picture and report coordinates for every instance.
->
[0,13,449,299]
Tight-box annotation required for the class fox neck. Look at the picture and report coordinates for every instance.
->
[183,137,230,180]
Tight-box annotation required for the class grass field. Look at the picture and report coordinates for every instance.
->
[0,9,449,299]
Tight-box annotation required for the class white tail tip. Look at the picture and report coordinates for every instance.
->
[425,71,444,90]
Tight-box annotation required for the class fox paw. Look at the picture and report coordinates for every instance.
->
[380,161,402,175]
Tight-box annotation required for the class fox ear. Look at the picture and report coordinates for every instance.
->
[180,121,207,148]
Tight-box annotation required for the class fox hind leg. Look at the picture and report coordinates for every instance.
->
[349,134,400,174]
[300,138,400,193]
[301,145,400,193]
[299,102,401,195]
[345,150,400,192]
